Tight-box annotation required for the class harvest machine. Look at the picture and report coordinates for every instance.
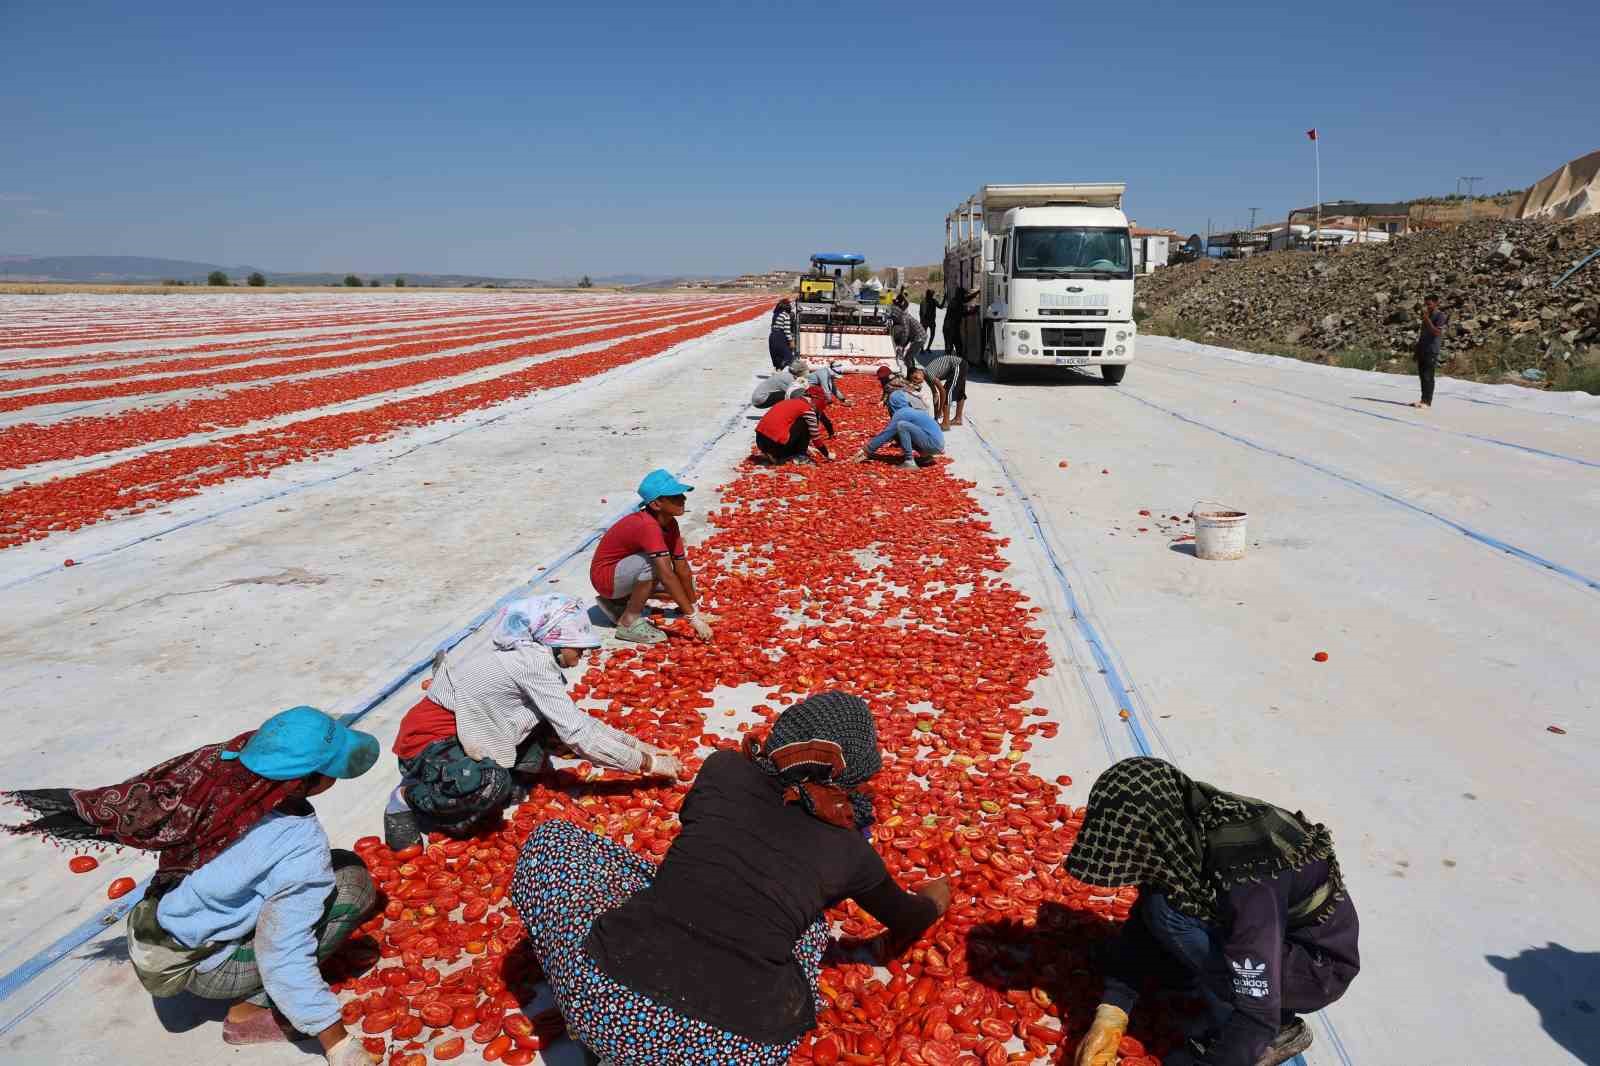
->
[794,252,897,369]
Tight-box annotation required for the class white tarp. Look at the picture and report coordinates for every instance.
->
[1514,148,1600,220]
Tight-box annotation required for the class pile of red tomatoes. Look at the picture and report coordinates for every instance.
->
[328,375,1175,1063]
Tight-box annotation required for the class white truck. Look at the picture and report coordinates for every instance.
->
[944,183,1136,384]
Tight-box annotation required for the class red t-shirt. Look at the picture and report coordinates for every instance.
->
[393,696,458,759]
[590,510,686,596]
[756,398,811,441]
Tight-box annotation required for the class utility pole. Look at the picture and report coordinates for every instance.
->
[1248,207,1260,231]
[1460,176,1484,221]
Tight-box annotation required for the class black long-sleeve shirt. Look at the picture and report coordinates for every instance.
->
[1101,860,1359,1066]
[586,750,938,1044]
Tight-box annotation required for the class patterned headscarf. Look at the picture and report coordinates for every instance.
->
[743,691,881,830]
[4,732,306,899]
[1065,757,1342,923]
[491,593,600,651]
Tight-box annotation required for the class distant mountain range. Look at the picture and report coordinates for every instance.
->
[0,255,697,288]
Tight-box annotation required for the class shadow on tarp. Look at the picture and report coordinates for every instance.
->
[964,902,1196,1060]
[1487,943,1600,1065]
[1352,395,1420,409]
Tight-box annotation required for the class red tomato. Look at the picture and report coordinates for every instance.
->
[432,1036,465,1060]
[501,1050,535,1066]
[68,855,99,874]
[361,1008,399,1034]
[482,1034,512,1061]
[106,877,136,900]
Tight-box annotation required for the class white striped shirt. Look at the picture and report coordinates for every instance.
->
[771,307,794,339]
[428,644,645,773]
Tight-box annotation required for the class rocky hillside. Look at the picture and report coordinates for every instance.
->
[1136,215,1600,381]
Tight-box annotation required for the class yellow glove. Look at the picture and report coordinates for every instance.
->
[1074,1004,1129,1066]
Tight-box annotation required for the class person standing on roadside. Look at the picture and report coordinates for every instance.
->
[943,286,973,362]
[591,469,714,645]
[1412,294,1446,409]
[919,287,940,349]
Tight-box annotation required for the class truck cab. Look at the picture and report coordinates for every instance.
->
[946,184,1136,384]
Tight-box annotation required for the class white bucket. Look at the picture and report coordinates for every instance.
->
[1192,500,1248,560]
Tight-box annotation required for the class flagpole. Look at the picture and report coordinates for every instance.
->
[1314,132,1321,250]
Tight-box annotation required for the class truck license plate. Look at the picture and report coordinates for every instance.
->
[1055,356,1091,365]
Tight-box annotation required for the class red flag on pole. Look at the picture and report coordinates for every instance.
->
[1306,128,1318,141]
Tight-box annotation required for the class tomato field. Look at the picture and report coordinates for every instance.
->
[320,376,1175,1066]
[0,293,767,550]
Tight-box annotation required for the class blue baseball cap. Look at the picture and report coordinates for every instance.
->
[221,706,380,781]
[637,468,694,504]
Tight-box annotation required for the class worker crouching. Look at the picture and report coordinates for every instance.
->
[510,691,951,1066]
[1069,758,1359,1066]
[5,707,386,1065]
[754,385,835,465]
[385,594,682,849]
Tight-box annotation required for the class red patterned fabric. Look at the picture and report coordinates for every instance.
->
[7,731,304,895]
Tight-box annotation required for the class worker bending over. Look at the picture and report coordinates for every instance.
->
[511,692,950,1066]
[1070,758,1360,1066]
[384,594,683,848]
[591,469,714,645]
[6,708,384,1065]
[752,358,810,409]
[754,385,834,465]
[889,305,927,377]
[921,352,968,428]
[859,390,944,467]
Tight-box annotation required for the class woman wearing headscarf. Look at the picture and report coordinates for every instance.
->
[1068,758,1360,1066]
[3,707,383,1065]
[510,691,950,1066]
[384,593,682,849]
[768,298,797,370]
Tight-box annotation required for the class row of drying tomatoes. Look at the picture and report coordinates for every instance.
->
[0,305,768,550]
[317,375,1177,1064]
[0,304,749,467]
[0,301,694,399]
[0,294,645,352]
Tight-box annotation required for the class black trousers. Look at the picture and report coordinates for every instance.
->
[1417,351,1437,404]
[769,330,795,370]
[756,423,810,463]
[943,316,962,360]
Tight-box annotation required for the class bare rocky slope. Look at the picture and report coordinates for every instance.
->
[1136,216,1600,383]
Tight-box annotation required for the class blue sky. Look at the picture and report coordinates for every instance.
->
[3,0,1594,277]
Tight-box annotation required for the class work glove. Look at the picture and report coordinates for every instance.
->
[325,1035,380,1065]
[1073,1004,1129,1066]
[642,752,686,781]
[688,614,714,641]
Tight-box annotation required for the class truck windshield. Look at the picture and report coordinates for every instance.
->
[1013,227,1132,278]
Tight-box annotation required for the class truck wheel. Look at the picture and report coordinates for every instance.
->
[985,330,1010,383]
[1101,364,1126,386]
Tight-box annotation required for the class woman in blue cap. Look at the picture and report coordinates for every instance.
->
[4,707,383,1066]
[590,468,714,646]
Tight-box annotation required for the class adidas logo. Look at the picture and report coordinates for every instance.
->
[1230,957,1269,998]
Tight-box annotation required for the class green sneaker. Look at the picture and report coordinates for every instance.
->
[615,617,667,644]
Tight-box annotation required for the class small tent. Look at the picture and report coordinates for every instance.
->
[1514,149,1600,221]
